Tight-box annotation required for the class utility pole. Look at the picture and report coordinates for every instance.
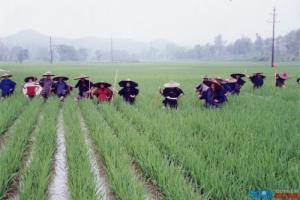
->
[110,36,113,63]
[271,7,276,67]
[49,36,53,64]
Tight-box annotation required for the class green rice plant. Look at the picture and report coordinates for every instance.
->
[0,98,42,197]
[19,98,59,199]
[63,98,98,200]
[97,103,200,200]
[116,84,299,199]
[0,94,27,134]
[80,100,148,200]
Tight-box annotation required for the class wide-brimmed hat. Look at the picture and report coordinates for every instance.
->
[203,79,223,89]
[251,72,266,78]
[93,81,112,88]
[230,73,245,78]
[202,74,209,80]
[278,72,288,80]
[43,71,55,77]
[119,79,138,87]
[53,76,69,82]
[74,74,89,80]
[24,76,37,82]
[225,78,237,83]
[163,81,180,88]
[0,72,12,78]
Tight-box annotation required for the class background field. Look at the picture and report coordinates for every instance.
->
[0,62,299,200]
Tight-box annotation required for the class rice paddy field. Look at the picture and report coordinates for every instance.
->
[0,61,299,200]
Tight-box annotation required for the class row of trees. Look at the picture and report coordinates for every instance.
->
[0,29,299,62]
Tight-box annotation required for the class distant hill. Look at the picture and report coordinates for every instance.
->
[0,29,174,53]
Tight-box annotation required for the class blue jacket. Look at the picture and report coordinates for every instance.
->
[0,79,16,95]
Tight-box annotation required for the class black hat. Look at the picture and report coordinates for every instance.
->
[24,76,37,82]
[119,79,138,87]
[93,81,112,88]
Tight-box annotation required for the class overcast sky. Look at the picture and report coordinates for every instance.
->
[0,0,299,45]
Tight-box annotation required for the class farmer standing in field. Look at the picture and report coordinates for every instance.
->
[40,71,55,101]
[93,81,113,103]
[118,79,139,104]
[219,78,236,95]
[195,75,210,100]
[230,73,246,95]
[160,81,184,109]
[0,72,16,97]
[53,76,70,102]
[249,72,266,89]
[22,76,42,99]
[202,79,227,107]
[74,74,93,101]
[275,72,288,88]
[297,77,300,85]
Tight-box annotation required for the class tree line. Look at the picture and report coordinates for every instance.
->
[0,29,299,62]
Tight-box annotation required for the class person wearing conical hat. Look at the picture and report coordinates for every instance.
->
[53,76,70,102]
[0,72,16,97]
[160,81,184,109]
[195,75,210,100]
[230,73,246,95]
[275,72,288,88]
[249,72,266,89]
[22,76,41,99]
[39,71,55,101]
[118,79,139,104]
[219,78,236,95]
[74,74,93,100]
[93,81,113,103]
[202,79,227,107]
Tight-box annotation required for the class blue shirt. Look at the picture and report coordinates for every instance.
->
[0,79,16,95]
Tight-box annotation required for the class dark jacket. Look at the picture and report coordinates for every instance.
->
[118,87,139,104]
[75,80,93,96]
[0,79,16,96]
[250,75,265,88]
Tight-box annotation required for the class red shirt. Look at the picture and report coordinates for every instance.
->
[94,88,113,102]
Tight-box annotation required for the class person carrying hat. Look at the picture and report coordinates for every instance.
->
[22,76,41,99]
[74,74,93,100]
[0,73,16,97]
[230,73,246,95]
[203,79,227,107]
[39,71,55,101]
[93,81,113,103]
[275,72,288,88]
[53,76,69,101]
[249,72,266,89]
[118,79,139,104]
[160,81,184,109]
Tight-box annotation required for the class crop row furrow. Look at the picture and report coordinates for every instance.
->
[0,99,43,197]
[97,103,200,200]
[80,100,148,200]
[63,99,99,200]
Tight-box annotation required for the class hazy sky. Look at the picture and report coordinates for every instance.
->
[0,0,299,45]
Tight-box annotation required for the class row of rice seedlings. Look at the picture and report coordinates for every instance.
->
[133,91,299,199]
[80,100,148,200]
[114,102,212,197]
[97,103,200,200]
[63,98,98,200]
[0,95,27,134]
[0,98,43,197]
[18,98,59,199]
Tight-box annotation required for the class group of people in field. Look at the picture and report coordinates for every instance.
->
[0,70,297,109]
